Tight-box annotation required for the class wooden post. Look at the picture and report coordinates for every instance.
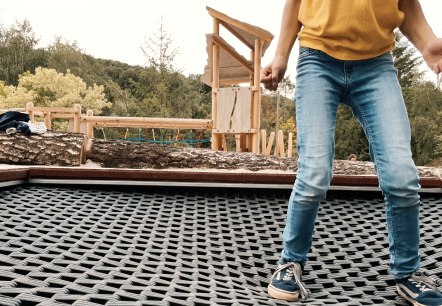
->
[280,130,285,157]
[274,130,285,157]
[260,129,267,155]
[265,131,275,156]
[26,102,35,123]
[251,39,263,154]
[288,132,293,158]
[235,135,241,152]
[211,18,222,151]
[239,134,247,152]
[86,109,94,138]
[74,104,82,133]
[222,134,227,152]
[45,111,52,130]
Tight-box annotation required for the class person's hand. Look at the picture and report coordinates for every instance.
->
[260,56,289,91]
[422,37,442,73]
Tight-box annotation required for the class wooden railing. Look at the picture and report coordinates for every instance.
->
[21,103,296,157]
[26,102,82,132]
[82,110,212,138]
[24,102,213,137]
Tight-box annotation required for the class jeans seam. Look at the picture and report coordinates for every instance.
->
[348,94,400,275]
[387,205,398,275]
[347,94,383,185]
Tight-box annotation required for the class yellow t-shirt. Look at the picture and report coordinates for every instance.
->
[298,0,404,60]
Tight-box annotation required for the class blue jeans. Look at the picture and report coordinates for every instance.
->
[281,47,421,279]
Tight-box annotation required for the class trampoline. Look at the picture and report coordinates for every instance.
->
[0,181,441,306]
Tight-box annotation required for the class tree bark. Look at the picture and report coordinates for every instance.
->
[0,131,86,166]
[1,135,439,178]
[88,139,297,171]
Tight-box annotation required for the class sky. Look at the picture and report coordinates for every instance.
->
[1,1,442,83]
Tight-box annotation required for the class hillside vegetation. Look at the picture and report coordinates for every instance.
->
[0,21,441,166]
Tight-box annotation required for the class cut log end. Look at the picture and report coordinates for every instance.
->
[0,131,87,167]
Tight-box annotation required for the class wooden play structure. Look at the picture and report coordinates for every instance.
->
[201,6,274,154]
[10,7,284,157]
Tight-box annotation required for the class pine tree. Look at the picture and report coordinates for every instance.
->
[392,31,423,87]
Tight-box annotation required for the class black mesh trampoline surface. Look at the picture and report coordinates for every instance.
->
[0,185,441,306]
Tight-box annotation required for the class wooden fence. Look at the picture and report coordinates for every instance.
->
[261,129,295,158]
[21,103,295,157]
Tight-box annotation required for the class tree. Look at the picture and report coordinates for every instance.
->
[334,105,370,161]
[0,67,111,114]
[402,81,442,165]
[333,32,429,163]
[0,80,34,109]
[141,17,180,74]
[47,38,88,76]
[392,31,423,87]
[277,76,295,99]
[0,20,45,86]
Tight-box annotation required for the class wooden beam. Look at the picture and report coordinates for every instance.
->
[219,20,254,50]
[206,6,274,43]
[212,34,253,73]
[82,116,213,130]
[26,106,81,113]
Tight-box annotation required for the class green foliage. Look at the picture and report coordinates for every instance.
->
[0,20,46,86]
[403,82,442,165]
[334,105,370,161]
[0,67,111,114]
[279,117,297,156]
[392,31,423,87]
[333,34,440,165]
[261,93,295,133]
[0,80,35,109]
[435,137,442,159]
[141,18,180,74]
[261,93,297,155]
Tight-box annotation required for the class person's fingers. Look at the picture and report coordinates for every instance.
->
[271,80,279,91]
[260,65,272,81]
[260,76,273,89]
[260,61,285,91]
[433,61,441,74]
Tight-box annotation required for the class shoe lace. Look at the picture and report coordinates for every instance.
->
[272,262,309,299]
[411,271,442,291]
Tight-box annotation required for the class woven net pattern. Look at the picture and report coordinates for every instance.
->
[0,186,441,305]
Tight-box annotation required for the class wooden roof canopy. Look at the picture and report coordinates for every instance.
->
[201,6,274,86]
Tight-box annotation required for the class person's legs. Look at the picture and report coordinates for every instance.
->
[268,48,344,301]
[344,52,421,278]
[281,49,343,264]
[345,53,442,304]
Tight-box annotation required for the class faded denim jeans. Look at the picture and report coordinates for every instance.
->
[281,47,421,279]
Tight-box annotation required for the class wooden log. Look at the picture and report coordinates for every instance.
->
[88,139,296,172]
[0,131,87,166]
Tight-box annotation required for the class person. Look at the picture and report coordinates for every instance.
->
[260,0,442,305]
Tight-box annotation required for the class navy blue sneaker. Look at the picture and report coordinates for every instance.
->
[268,262,309,301]
[396,271,442,306]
